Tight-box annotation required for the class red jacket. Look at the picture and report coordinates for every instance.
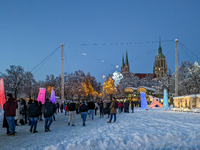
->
[65,105,68,111]
[118,102,123,108]
[3,98,18,117]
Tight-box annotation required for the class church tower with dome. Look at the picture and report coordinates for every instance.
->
[153,38,168,78]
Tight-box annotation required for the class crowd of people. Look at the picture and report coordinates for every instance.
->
[2,93,134,137]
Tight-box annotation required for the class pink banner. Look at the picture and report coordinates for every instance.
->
[0,78,5,108]
[37,88,46,104]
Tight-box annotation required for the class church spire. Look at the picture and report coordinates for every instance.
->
[125,50,129,66]
[158,36,162,53]
[122,54,125,68]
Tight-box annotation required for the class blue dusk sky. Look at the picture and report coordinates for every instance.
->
[0,0,200,84]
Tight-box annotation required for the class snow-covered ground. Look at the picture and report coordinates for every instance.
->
[1,108,200,150]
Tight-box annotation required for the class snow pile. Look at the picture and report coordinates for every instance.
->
[1,108,200,150]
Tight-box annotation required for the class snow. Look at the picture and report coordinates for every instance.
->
[1,108,200,150]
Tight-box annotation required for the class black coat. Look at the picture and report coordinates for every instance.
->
[79,104,88,112]
[68,103,76,111]
[99,102,103,111]
[131,101,134,110]
[88,101,95,110]
[3,112,8,128]
[43,102,54,118]
[28,103,40,117]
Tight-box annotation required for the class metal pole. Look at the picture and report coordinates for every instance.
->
[175,39,178,96]
[61,44,64,101]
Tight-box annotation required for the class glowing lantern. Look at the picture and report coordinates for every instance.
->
[50,89,55,104]
[0,78,5,108]
[140,92,148,109]
[37,88,46,104]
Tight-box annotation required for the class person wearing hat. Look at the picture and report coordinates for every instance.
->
[88,99,95,120]
[3,93,18,136]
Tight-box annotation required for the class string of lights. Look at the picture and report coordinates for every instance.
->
[66,46,117,67]
[66,40,174,46]
[129,41,174,62]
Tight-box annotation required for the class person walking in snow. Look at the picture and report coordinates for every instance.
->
[43,99,54,132]
[99,101,104,118]
[107,97,117,123]
[106,100,111,118]
[79,101,89,126]
[68,100,76,126]
[15,100,24,126]
[60,103,64,113]
[3,93,18,136]
[38,101,43,121]
[131,101,134,113]
[118,101,123,113]
[88,99,95,120]
[95,101,99,116]
[56,101,60,113]
[28,100,40,133]
[103,100,107,115]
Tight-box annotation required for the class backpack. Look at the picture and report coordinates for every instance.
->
[114,102,118,109]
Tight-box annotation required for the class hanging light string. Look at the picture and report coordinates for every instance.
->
[179,42,200,62]
[66,40,174,46]
[129,41,174,62]
[66,46,117,67]
[179,44,194,63]
[30,46,61,73]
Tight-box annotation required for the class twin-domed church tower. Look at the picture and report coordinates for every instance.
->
[121,38,168,78]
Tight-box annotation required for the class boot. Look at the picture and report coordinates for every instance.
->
[33,129,38,133]
[83,123,85,126]
[30,127,33,133]
[68,122,70,126]
[15,120,19,126]
[107,121,111,123]
[20,119,25,125]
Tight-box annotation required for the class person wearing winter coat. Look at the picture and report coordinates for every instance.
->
[88,99,95,120]
[99,101,104,118]
[43,99,54,132]
[38,101,43,121]
[118,101,123,113]
[79,101,89,126]
[20,98,28,124]
[28,100,40,133]
[106,100,111,118]
[15,101,24,126]
[52,103,56,121]
[3,93,18,136]
[2,108,10,134]
[60,103,64,113]
[56,101,60,113]
[107,97,117,123]
[95,101,99,116]
[67,100,76,126]
[131,101,134,113]
[103,100,107,115]
[65,102,69,115]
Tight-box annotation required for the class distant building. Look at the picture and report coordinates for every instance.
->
[153,39,168,78]
[121,51,130,74]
